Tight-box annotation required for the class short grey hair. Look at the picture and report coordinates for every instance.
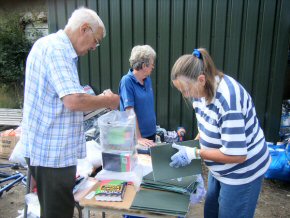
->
[65,7,106,37]
[129,45,156,70]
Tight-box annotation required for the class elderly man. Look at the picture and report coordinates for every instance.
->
[21,7,119,218]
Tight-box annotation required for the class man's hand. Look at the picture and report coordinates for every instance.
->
[102,89,113,95]
[103,89,119,110]
[169,143,200,168]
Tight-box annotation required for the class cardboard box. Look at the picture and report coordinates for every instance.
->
[0,136,20,159]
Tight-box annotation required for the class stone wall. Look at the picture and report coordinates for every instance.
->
[21,11,48,42]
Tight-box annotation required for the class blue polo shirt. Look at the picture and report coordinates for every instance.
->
[119,69,156,137]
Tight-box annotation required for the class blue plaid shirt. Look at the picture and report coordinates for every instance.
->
[22,30,86,167]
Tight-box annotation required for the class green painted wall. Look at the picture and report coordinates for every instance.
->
[47,0,290,142]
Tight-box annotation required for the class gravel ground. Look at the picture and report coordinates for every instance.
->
[0,158,289,218]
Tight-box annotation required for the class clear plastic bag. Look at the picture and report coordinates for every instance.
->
[95,164,143,190]
[98,110,137,152]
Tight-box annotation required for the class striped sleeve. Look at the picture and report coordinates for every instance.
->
[219,110,247,155]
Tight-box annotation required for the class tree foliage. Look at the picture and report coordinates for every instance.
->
[0,12,32,87]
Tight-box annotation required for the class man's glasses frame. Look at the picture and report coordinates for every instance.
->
[88,26,100,48]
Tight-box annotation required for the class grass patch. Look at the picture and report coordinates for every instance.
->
[0,85,23,108]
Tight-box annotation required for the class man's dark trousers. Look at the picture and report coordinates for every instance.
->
[26,158,76,218]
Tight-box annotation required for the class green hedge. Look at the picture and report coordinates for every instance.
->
[0,12,32,88]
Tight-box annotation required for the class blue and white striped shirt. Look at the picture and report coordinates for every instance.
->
[21,30,86,167]
[193,75,270,185]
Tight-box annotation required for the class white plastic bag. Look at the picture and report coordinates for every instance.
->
[85,140,103,168]
[9,139,27,167]
[137,154,153,176]
[77,159,94,178]
[190,174,206,204]
[25,193,40,218]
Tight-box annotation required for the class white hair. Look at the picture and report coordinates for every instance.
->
[129,45,156,69]
[65,7,106,37]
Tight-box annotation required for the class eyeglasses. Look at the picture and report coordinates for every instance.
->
[88,26,100,48]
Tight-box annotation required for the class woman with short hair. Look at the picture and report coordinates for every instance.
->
[119,45,157,147]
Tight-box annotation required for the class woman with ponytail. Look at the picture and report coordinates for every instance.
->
[170,48,270,218]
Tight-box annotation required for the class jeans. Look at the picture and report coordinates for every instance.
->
[204,172,264,218]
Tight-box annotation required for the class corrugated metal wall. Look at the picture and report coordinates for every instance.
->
[47,0,290,142]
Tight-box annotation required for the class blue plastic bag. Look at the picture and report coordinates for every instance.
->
[264,143,290,182]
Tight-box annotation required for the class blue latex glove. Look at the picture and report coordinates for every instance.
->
[169,143,199,168]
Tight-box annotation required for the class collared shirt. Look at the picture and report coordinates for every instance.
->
[21,30,86,167]
[193,75,271,185]
[119,69,156,137]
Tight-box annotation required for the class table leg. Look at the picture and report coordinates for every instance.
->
[24,168,31,218]
[83,207,89,218]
